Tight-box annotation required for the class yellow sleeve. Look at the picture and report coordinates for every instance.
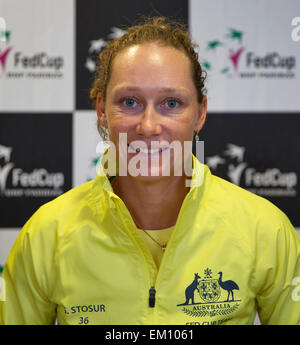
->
[0,208,57,325]
[255,213,300,325]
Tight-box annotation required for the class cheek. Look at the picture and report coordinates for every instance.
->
[174,108,199,134]
[169,120,196,142]
[108,117,138,149]
[108,115,129,136]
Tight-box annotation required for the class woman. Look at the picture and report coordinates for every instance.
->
[1,17,299,325]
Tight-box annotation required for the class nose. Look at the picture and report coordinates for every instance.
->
[136,104,162,138]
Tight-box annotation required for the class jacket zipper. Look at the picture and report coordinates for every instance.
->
[149,286,156,308]
[114,192,191,313]
[146,192,193,311]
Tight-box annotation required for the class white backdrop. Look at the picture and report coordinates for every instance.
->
[190,0,300,112]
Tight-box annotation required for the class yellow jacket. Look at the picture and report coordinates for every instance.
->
[1,155,299,325]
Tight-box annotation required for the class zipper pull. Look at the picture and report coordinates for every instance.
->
[149,286,156,308]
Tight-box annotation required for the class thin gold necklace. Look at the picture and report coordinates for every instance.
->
[140,229,167,252]
[111,177,168,252]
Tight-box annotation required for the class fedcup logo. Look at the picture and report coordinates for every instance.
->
[95,133,204,188]
[0,18,12,75]
[203,26,296,78]
[291,17,300,42]
[0,144,65,197]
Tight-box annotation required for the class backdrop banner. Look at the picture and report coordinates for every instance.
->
[190,0,300,112]
[76,0,189,110]
[0,0,74,112]
[0,0,299,297]
[0,113,72,228]
[196,113,300,227]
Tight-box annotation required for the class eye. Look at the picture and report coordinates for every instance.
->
[165,99,180,109]
[123,97,137,107]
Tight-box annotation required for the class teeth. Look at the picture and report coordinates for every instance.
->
[139,148,160,154]
[129,144,167,154]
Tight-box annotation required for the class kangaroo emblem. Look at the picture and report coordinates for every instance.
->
[184,273,201,305]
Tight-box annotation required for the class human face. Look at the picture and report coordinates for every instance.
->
[97,42,206,180]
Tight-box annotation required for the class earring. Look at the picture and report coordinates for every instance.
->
[194,131,200,141]
[103,129,109,141]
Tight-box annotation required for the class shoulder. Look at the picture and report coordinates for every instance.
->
[205,171,300,269]
[35,179,95,217]
[204,170,295,240]
[209,172,286,219]
[20,179,100,240]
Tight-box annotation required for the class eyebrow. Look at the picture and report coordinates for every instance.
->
[113,84,189,95]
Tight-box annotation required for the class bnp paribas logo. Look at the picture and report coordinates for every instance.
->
[85,27,126,73]
[0,144,14,193]
[201,28,245,76]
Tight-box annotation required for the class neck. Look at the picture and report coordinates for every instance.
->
[111,175,189,230]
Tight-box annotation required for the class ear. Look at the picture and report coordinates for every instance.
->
[96,93,108,129]
[194,96,207,132]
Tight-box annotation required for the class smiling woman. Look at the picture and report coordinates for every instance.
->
[90,17,207,138]
[90,18,207,231]
[87,16,210,303]
[1,17,300,326]
[98,43,204,181]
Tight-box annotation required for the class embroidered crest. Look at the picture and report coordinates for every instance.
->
[177,268,241,321]
[199,278,221,303]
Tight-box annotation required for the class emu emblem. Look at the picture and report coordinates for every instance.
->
[177,268,241,320]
